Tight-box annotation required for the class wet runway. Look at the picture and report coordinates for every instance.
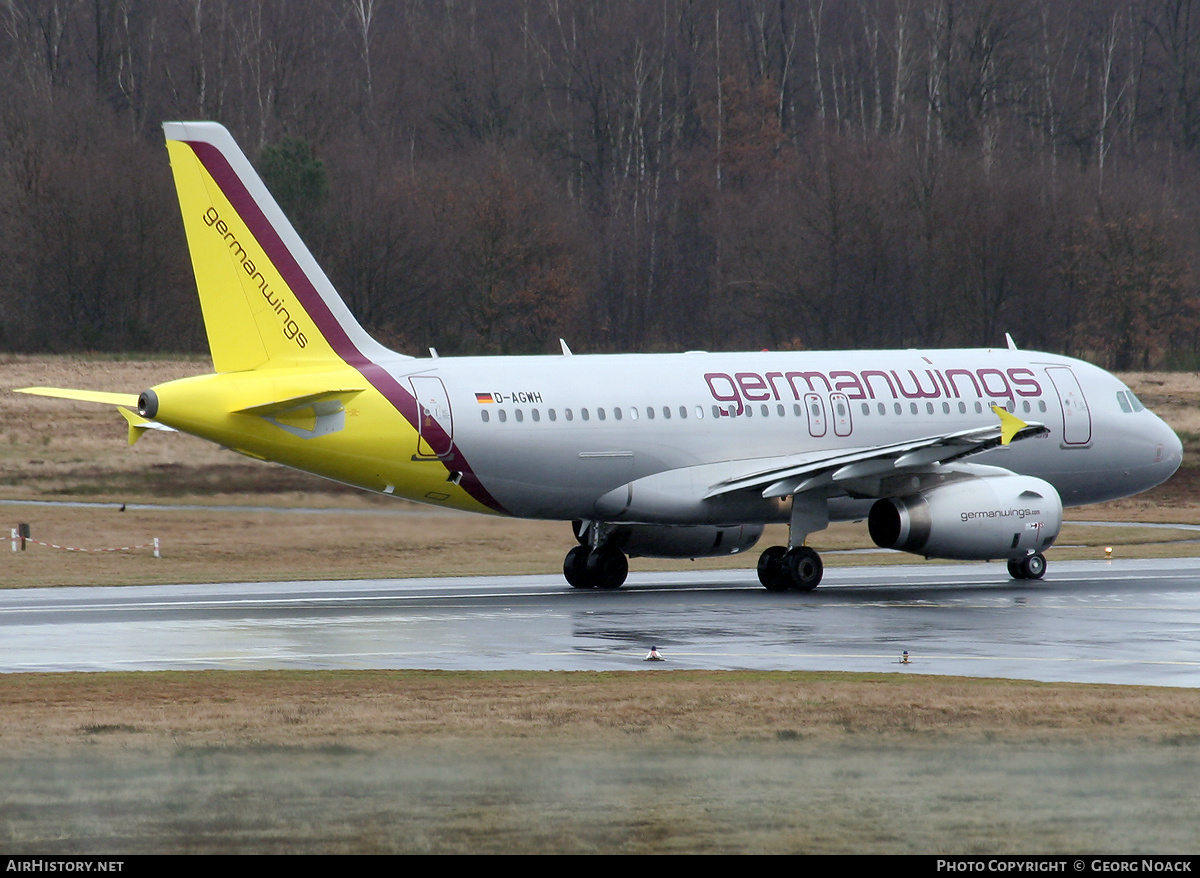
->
[1,558,1198,686]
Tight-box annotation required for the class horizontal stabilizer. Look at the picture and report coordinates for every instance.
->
[15,387,139,407]
[118,407,176,446]
[14,386,174,446]
[233,389,364,417]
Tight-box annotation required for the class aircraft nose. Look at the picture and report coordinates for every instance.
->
[1152,417,1184,483]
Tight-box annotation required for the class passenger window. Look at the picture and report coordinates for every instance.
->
[647,407,655,419]
[925,402,934,414]
[942,402,950,414]
[614,408,622,420]
[696,406,704,419]
[515,409,524,422]
[565,409,573,421]
[910,403,918,415]
[629,408,638,420]
[498,409,508,423]
[597,408,605,420]
[680,406,688,419]
[549,409,557,422]
[481,409,490,423]
[861,403,870,416]
[532,409,541,422]
[663,406,672,419]
[761,404,769,417]
[877,403,886,416]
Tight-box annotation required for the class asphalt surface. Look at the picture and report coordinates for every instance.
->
[1,558,1198,685]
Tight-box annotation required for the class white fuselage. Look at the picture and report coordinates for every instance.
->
[385,347,1182,523]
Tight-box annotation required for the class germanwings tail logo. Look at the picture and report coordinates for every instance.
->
[163,121,394,373]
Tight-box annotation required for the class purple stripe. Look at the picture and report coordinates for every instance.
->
[185,140,506,514]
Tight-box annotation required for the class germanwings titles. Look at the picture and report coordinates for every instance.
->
[17,122,1183,591]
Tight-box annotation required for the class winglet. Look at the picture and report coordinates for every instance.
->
[991,405,1027,446]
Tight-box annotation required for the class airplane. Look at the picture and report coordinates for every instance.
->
[16,122,1184,591]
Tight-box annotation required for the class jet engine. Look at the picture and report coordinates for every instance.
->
[867,475,1062,560]
[597,523,764,558]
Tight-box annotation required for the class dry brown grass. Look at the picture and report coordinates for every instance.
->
[5,670,1199,752]
[3,670,1200,854]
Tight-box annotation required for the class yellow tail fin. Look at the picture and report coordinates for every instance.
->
[162,122,398,373]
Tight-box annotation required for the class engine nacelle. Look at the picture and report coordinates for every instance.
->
[607,523,763,559]
[867,475,1062,561]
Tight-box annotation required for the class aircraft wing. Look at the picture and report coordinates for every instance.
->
[705,406,1047,500]
[14,385,174,446]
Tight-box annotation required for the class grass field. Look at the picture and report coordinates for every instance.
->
[2,356,1199,853]
[3,670,1200,854]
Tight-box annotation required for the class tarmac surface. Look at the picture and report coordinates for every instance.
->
[2,558,1199,685]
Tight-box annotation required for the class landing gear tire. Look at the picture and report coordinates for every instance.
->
[783,546,823,591]
[757,545,789,592]
[1022,553,1046,580]
[1008,553,1046,581]
[585,546,629,589]
[564,545,592,588]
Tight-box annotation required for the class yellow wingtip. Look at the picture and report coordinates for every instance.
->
[991,405,1028,446]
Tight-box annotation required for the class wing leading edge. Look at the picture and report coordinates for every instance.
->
[706,405,1048,501]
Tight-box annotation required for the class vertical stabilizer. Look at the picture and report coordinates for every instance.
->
[162,122,398,372]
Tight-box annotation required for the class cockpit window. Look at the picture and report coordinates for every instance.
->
[1117,390,1146,413]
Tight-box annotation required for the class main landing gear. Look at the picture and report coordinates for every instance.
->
[1007,552,1047,580]
[756,545,823,591]
[563,544,629,589]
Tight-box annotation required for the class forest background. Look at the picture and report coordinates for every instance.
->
[4,0,1200,368]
